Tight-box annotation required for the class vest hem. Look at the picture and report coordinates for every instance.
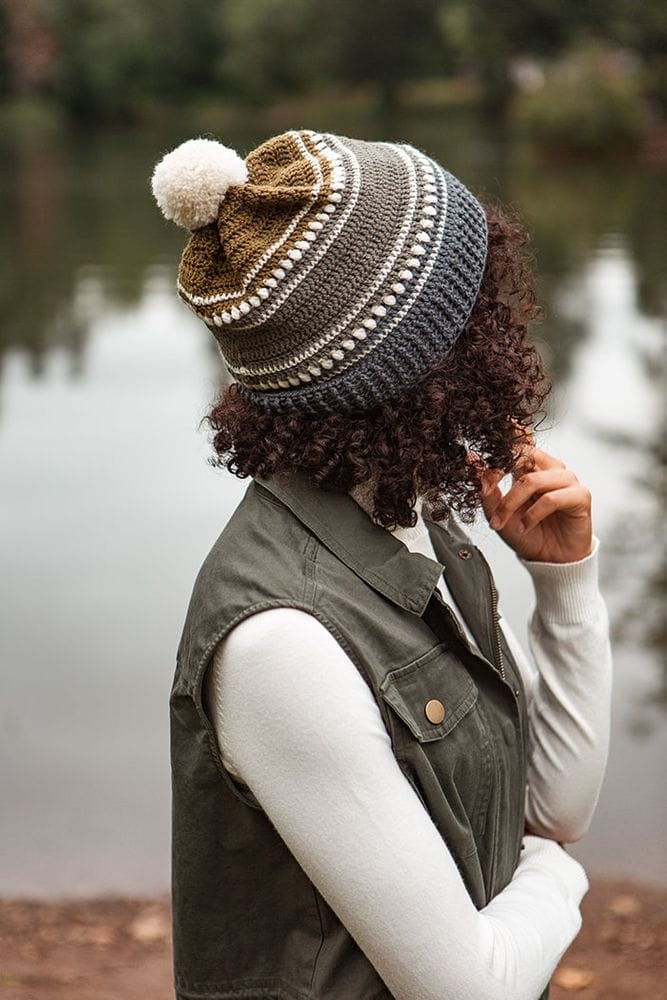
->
[175,976,317,1000]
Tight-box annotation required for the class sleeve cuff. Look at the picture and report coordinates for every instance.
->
[519,834,590,905]
[521,536,602,625]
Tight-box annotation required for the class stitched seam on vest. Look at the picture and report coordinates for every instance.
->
[306,543,422,745]
[194,599,328,811]
[498,627,529,872]
[467,699,496,839]
[471,543,504,664]
[193,572,366,812]
[307,551,384,715]
[308,884,327,993]
[175,974,316,999]
[302,533,319,606]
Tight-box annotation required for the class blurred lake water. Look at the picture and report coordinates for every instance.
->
[1,120,665,896]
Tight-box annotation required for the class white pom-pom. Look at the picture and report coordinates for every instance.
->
[151,137,248,230]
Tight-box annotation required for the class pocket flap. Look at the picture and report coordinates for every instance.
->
[379,643,478,742]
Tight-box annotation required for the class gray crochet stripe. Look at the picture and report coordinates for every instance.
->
[308,154,448,388]
[225,143,442,388]
[234,170,488,415]
[216,136,421,373]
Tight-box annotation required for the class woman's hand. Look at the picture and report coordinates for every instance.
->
[480,445,594,564]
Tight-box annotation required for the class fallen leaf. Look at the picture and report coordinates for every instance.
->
[128,910,170,943]
[68,924,114,946]
[553,965,594,990]
[607,894,642,919]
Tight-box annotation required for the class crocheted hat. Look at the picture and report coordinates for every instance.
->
[151,129,488,417]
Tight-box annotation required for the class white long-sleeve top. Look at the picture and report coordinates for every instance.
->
[204,491,612,1000]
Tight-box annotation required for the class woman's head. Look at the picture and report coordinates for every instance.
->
[206,199,550,529]
[151,130,551,528]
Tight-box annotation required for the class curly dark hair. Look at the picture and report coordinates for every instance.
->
[204,200,551,531]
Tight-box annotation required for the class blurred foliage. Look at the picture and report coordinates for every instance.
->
[607,0,667,115]
[218,0,324,106]
[319,0,445,111]
[28,0,228,123]
[436,0,612,120]
[0,0,665,130]
[512,44,651,153]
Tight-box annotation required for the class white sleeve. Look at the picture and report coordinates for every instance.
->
[205,606,589,1000]
[498,536,613,843]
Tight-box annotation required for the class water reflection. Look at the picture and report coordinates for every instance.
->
[0,133,185,376]
[561,237,666,733]
[0,273,234,897]
[467,236,667,885]
[0,124,665,894]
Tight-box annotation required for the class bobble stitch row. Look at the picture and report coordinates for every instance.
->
[264,153,443,389]
[304,156,438,378]
[210,137,345,330]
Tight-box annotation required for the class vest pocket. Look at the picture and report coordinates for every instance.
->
[379,642,494,844]
[379,642,479,742]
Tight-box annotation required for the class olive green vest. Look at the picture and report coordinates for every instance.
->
[170,469,551,1000]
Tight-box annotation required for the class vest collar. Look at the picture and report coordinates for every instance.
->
[253,470,445,616]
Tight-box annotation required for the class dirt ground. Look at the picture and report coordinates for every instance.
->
[0,877,664,999]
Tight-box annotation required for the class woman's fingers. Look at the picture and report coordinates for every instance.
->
[527,447,567,473]
[521,484,591,532]
[487,468,577,530]
[477,442,594,562]
[511,446,566,483]
[481,472,503,498]
[476,446,574,533]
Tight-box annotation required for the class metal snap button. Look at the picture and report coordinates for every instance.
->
[424,699,446,724]
[513,687,520,697]
[458,547,473,560]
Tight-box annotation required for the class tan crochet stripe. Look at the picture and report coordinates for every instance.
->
[206,136,361,371]
[212,133,360,335]
[200,131,347,328]
[177,130,340,319]
[178,130,320,301]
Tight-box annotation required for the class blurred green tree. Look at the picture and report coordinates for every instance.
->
[0,0,663,130]
[319,0,445,112]
[438,0,612,123]
[217,0,324,105]
[31,0,226,122]
[609,0,667,114]
[35,0,154,121]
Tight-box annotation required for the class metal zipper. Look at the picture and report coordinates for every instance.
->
[432,567,506,682]
[429,529,506,682]
[480,555,531,894]
[437,543,527,884]
[482,559,506,682]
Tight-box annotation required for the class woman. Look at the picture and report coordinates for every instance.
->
[152,129,612,1000]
